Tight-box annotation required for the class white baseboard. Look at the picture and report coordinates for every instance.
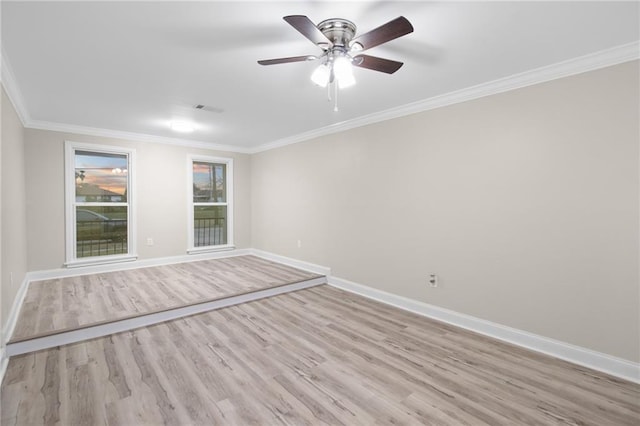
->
[2,275,31,354]
[249,249,331,276]
[27,248,251,282]
[0,274,29,386]
[328,275,640,384]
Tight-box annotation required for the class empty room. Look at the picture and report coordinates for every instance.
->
[1,1,639,425]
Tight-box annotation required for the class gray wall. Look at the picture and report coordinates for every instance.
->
[1,88,28,332]
[24,130,252,271]
[251,61,640,362]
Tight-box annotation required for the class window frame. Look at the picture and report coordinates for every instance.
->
[64,141,137,267]
[187,154,234,253]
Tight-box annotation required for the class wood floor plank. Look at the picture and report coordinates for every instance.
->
[2,284,638,425]
[10,255,322,342]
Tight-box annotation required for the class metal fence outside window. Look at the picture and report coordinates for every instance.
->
[76,220,127,257]
[194,217,226,247]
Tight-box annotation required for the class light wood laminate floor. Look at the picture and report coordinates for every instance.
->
[2,285,638,425]
[10,255,321,342]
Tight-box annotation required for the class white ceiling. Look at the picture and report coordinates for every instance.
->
[2,1,639,151]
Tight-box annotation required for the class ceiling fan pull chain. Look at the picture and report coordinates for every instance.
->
[334,82,339,112]
[327,81,332,102]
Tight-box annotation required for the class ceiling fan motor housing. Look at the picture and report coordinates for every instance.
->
[317,18,357,48]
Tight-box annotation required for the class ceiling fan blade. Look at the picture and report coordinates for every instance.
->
[352,54,403,74]
[351,16,413,51]
[283,15,333,49]
[258,55,316,66]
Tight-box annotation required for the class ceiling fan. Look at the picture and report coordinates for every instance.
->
[258,15,414,99]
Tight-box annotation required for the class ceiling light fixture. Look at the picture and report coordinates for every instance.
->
[170,120,195,133]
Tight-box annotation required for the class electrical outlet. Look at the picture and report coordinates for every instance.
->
[146,238,154,246]
[297,239,302,248]
[429,274,438,288]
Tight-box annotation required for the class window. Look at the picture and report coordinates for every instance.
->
[188,155,233,252]
[65,142,136,266]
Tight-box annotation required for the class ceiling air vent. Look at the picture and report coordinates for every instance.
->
[193,104,224,113]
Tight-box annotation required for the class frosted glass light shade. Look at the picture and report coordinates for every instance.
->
[333,56,351,79]
[338,72,356,88]
[333,56,356,88]
[310,64,330,87]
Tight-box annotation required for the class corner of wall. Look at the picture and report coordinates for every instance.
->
[1,83,29,368]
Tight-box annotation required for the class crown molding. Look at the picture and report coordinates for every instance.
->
[1,48,252,154]
[250,41,640,154]
[3,41,638,155]
[1,47,29,126]
[25,119,254,154]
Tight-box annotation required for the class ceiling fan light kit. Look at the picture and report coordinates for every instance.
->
[258,15,414,110]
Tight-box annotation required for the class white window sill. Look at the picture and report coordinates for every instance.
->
[187,245,236,255]
[65,254,138,269]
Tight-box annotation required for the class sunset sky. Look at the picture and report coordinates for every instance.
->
[193,162,225,189]
[75,152,128,195]
[74,154,226,197]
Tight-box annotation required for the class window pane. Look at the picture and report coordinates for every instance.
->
[194,206,227,247]
[76,206,127,258]
[75,151,128,202]
[193,162,226,203]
